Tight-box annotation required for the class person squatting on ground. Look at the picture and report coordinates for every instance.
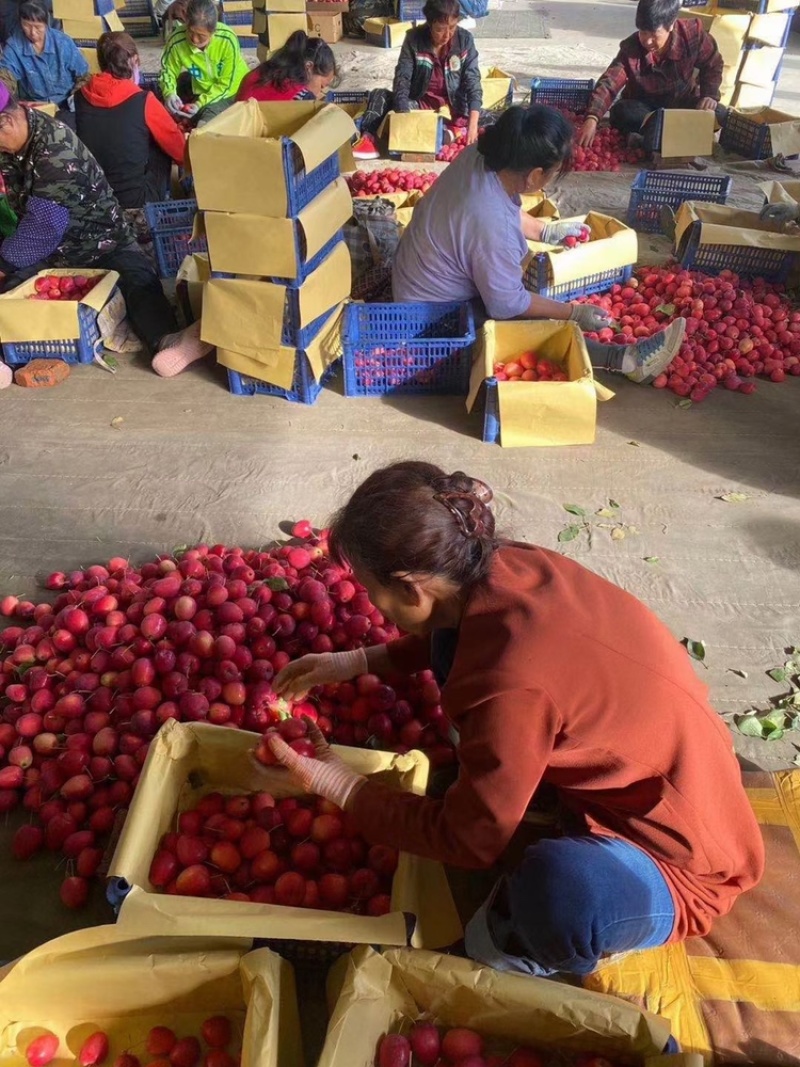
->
[354,0,484,160]
[0,86,211,388]
[392,104,687,386]
[238,30,338,103]
[160,0,248,126]
[578,0,725,153]
[262,460,764,977]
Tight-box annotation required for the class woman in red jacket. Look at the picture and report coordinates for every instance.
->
[75,32,185,208]
[265,460,764,977]
[237,30,337,103]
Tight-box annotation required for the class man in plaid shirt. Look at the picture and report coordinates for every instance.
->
[578,0,723,149]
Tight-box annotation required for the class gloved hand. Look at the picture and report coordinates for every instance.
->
[540,221,589,245]
[274,648,368,699]
[759,202,799,225]
[260,720,366,810]
[569,303,613,332]
[165,93,183,115]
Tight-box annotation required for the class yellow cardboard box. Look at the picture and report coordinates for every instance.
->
[675,200,800,256]
[521,190,559,221]
[319,947,684,1066]
[0,269,118,343]
[730,83,776,108]
[189,100,357,218]
[201,177,352,279]
[683,8,750,70]
[387,110,442,154]
[748,10,790,44]
[658,108,716,156]
[0,926,303,1067]
[524,211,638,291]
[307,11,343,41]
[52,0,100,19]
[466,319,610,448]
[364,16,412,46]
[108,720,462,949]
[176,252,210,323]
[79,45,100,71]
[60,8,122,35]
[259,12,307,47]
[738,44,784,86]
[480,65,514,110]
[252,0,305,10]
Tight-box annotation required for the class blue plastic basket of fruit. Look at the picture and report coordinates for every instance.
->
[678,223,797,280]
[342,301,475,396]
[529,77,595,114]
[144,199,208,278]
[719,109,790,160]
[627,170,732,234]
[523,255,633,302]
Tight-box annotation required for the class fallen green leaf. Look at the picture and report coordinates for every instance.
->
[562,504,586,517]
[765,726,785,741]
[610,528,626,541]
[718,492,749,504]
[609,499,620,509]
[676,398,693,409]
[737,715,765,738]
[627,440,639,447]
[173,544,188,556]
[656,303,676,316]
[684,638,707,663]
[729,668,748,679]
[768,668,789,683]
[643,556,660,564]
[265,578,289,591]
[763,709,787,730]
[558,525,582,543]
[596,507,616,518]
[110,416,124,429]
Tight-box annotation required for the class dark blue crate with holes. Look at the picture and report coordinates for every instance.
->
[227,354,340,403]
[523,254,633,302]
[389,115,444,159]
[280,143,341,216]
[139,72,162,99]
[342,301,475,396]
[2,302,104,366]
[627,170,732,233]
[678,221,797,280]
[396,0,423,19]
[719,107,795,159]
[529,77,595,113]
[222,9,253,23]
[144,199,208,278]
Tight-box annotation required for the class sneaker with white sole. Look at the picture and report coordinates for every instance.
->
[352,133,380,160]
[625,318,686,385]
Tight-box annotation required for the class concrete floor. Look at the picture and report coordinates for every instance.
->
[1,0,800,965]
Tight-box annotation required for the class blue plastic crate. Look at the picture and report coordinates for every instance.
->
[627,170,732,233]
[529,77,595,113]
[389,115,444,159]
[342,301,476,396]
[139,72,162,98]
[2,300,103,366]
[222,9,252,23]
[720,109,782,159]
[227,354,339,403]
[678,221,797,280]
[327,90,369,104]
[144,199,208,278]
[523,254,634,302]
[396,0,423,19]
[482,376,500,444]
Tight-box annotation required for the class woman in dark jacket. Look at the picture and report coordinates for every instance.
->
[75,32,186,208]
[353,0,482,159]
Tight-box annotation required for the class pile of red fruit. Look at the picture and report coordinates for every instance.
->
[349,347,446,392]
[493,352,568,382]
[539,107,645,172]
[148,789,397,914]
[579,265,800,401]
[347,170,438,198]
[376,1024,617,1067]
[29,274,102,302]
[0,529,453,909]
[25,1017,239,1067]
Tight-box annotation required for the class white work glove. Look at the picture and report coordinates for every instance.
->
[759,202,799,225]
[261,720,366,810]
[274,648,368,699]
[540,221,589,245]
[569,303,612,332]
[165,93,183,115]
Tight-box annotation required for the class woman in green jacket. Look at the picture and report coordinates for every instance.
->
[160,0,248,125]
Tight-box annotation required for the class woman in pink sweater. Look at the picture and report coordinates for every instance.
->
[265,460,764,977]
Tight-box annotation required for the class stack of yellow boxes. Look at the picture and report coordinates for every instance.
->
[252,0,306,62]
[220,0,259,51]
[52,0,124,73]
[190,99,357,401]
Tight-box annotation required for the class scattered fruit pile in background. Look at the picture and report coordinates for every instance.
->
[149,789,397,913]
[0,531,452,908]
[493,353,568,382]
[29,275,102,302]
[553,110,646,172]
[376,1022,619,1067]
[24,1017,240,1067]
[579,265,800,401]
[347,170,438,198]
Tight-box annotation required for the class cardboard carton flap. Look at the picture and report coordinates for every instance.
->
[298,177,353,260]
[0,269,118,343]
[289,103,357,174]
[675,201,800,252]
[387,111,441,153]
[526,212,638,287]
[660,108,715,157]
[759,178,800,205]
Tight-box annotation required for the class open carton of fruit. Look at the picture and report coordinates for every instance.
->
[0,924,302,1067]
[318,947,692,1067]
[520,192,559,223]
[467,320,612,447]
[0,269,118,344]
[108,720,461,950]
[524,212,637,290]
[674,201,800,258]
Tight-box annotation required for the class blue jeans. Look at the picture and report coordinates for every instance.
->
[465,834,675,976]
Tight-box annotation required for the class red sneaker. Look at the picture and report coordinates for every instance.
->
[353,133,380,160]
